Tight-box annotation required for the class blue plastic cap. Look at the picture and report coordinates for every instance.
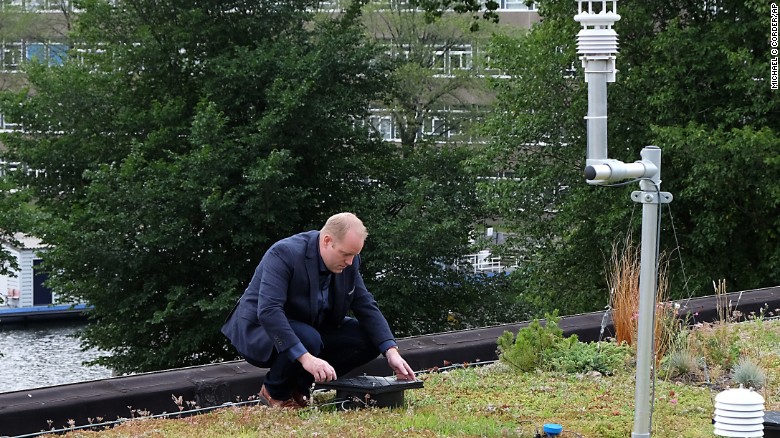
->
[543,423,563,436]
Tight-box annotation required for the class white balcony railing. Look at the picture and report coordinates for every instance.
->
[462,250,516,274]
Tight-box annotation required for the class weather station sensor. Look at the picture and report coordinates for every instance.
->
[574,1,673,437]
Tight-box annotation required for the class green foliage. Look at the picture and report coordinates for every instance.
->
[656,124,780,295]
[544,336,632,375]
[0,186,22,276]
[0,0,526,372]
[498,311,631,375]
[364,1,504,154]
[349,2,526,337]
[0,0,387,373]
[478,7,614,316]
[359,143,526,336]
[498,316,560,372]
[407,0,500,31]
[481,0,780,316]
[0,3,80,268]
[0,1,42,43]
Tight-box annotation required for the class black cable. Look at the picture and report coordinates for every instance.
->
[594,176,665,433]
[648,178,663,432]
[595,178,641,345]
[666,207,695,312]
[15,361,500,438]
[12,399,268,438]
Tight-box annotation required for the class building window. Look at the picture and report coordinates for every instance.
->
[2,42,23,72]
[431,45,473,77]
[370,114,399,142]
[369,106,483,145]
[26,42,69,66]
[499,0,536,11]
[424,116,447,137]
[5,0,79,12]
[432,50,446,73]
[0,114,21,132]
[452,50,473,70]
[1,41,69,72]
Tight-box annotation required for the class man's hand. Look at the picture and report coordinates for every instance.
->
[298,352,337,383]
[385,347,415,380]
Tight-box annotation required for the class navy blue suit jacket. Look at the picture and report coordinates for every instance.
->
[221,230,395,365]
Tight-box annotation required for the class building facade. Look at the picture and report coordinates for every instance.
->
[0,233,56,308]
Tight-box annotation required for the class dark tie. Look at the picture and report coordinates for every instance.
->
[318,272,331,326]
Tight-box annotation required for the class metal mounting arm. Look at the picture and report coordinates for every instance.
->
[585,158,658,184]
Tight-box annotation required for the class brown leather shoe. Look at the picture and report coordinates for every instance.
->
[291,390,310,408]
[259,384,300,409]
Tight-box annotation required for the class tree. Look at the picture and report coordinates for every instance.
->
[0,0,517,372]
[357,142,527,336]
[407,0,500,31]
[480,0,779,316]
[0,1,69,273]
[348,2,527,335]
[654,124,780,294]
[0,0,388,373]
[364,2,497,155]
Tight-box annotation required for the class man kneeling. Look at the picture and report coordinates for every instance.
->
[222,213,414,408]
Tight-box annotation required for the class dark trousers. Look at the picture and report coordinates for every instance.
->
[250,317,380,401]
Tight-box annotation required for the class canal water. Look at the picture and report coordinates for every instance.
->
[0,321,113,393]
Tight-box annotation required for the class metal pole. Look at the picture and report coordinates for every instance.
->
[631,146,663,438]
[586,59,608,162]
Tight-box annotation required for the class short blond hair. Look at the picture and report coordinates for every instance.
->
[321,212,368,241]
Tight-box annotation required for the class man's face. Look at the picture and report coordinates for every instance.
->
[321,229,364,274]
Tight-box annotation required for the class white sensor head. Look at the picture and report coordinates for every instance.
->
[574,0,621,81]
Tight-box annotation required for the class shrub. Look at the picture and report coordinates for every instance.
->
[497,311,563,372]
[731,357,767,389]
[497,311,632,375]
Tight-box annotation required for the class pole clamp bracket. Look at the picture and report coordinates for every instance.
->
[631,191,673,204]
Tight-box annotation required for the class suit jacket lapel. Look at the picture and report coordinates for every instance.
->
[305,231,321,326]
